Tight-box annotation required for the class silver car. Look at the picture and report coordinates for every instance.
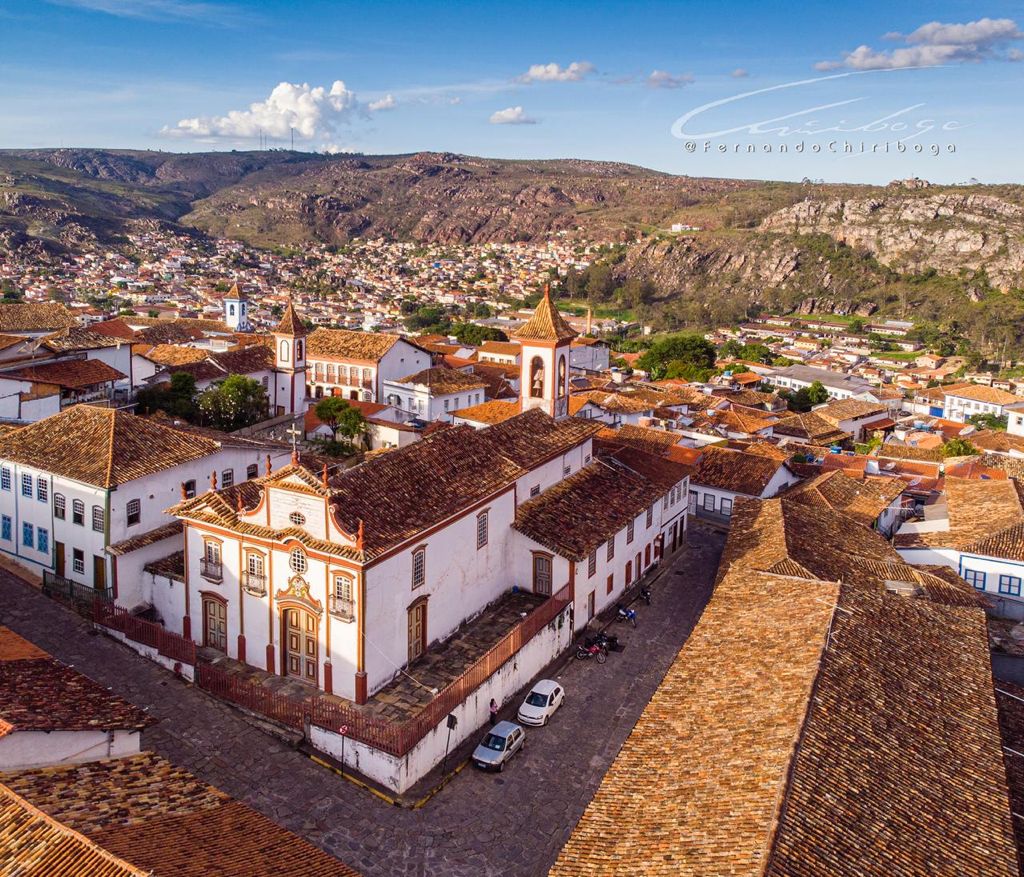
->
[472,720,526,772]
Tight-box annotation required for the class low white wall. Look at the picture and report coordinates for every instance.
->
[0,729,140,770]
[99,625,195,682]
[310,603,572,794]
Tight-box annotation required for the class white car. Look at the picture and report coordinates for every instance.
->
[516,679,565,726]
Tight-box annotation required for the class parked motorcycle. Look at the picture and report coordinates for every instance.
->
[576,641,608,663]
[640,586,652,606]
[587,631,619,652]
[616,603,637,627]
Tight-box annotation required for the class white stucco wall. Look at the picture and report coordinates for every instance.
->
[0,729,141,770]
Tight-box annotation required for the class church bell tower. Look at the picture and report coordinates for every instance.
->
[512,286,576,419]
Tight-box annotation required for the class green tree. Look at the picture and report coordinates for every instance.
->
[806,381,829,406]
[967,412,1007,431]
[197,375,268,431]
[451,323,508,346]
[636,333,716,380]
[849,318,866,334]
[314,396,367,443]
[719,339,744,360]
[135,371,197,420]
[942,437,979,458]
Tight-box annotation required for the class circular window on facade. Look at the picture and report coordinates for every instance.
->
[289,511,306,526]
[289,548,307,573]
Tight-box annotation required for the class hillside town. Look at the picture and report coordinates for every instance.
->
[1,253,1024,875]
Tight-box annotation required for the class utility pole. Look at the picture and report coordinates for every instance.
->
[290,127,294,150]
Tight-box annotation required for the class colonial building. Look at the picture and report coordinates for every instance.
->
[0,405,290,599]
[164,409,688,705]
[381,366,489,422]
[305,327,431,403]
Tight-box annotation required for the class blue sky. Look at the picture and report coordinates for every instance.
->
[1,0,1022,183]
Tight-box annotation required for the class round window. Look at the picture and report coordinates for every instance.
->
[289,549,307,573]
[288,511,306,526]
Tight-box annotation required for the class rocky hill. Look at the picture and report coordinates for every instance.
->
[1,148,1023,348]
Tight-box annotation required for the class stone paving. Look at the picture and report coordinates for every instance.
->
[0,524,723,877]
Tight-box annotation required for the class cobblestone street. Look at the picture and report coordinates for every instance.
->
[0,525,723,877]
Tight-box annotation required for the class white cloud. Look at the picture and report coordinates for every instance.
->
[368,94,396,112]
[489,106,536,125]
[163,80,362,141]
[816,17,1022,70]
[731,67,749,78]
[647,70,695,89]
[320,143,357,155]
[516,61,594,83]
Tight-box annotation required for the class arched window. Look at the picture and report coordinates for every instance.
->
[557,355,567,398]
[530,356,545,399]
[289,548,307,574]
[295,340,303,360]
[280,340,290,362]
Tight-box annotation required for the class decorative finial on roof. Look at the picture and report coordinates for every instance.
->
[236,492,244,514]
[180,482,187,500]
[273,298,308,338]
[210,470,217,490]
[357,519,365,552]
[291,447,299,465]
[265,453,272,476]
[321,463,329,488]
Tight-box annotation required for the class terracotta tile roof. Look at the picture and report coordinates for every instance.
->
[512,461,665,560]
[452,399,520,425]
[0,406,220,488]
[478,340,521,356]
[772,411,849,444]
[602,444,693,490]
[554,495,1018,877]
[971,430,1024,454]
[1,752,359,877]
[136,322,206,345]
[143,551,185,582]
[511,290,577,343]
[550,570,842,877]
[142,344,208,366]
[393,366,488,395]
[572,390,654,416]
[307,327,403,362]
[895,477,1024,551]
[877,442,945,463]
[107,521,183,557]
[128,316,231,334]
[477,409,601,470]
[89,318,139,341]
[0,627,151,734]
[945,384,1021,405]
[4,359,126,389]
[690,446,790,497]
[994,681,1024,864]
[813,398,888,422]
[605,424,680,455]
[787,469,904,529]
[0,783,147,877]
[39,327,125,353]
[0,302,77,333]
[273,300,307,338]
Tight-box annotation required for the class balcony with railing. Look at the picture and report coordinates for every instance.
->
[200,557,223,582]
[329,594,354,621]
[242,571,267,597]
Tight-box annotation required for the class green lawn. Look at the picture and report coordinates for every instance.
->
[869,350,921,362]
[561,299,635,322]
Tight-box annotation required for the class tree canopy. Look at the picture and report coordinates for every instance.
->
[635,333,716,380]
[314,396,367,442]
[197,375,268,432]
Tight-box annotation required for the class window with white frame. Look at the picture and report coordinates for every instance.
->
[20,473,31,497]
[72,499,85,526]
[999,574,1022,597]
[476,511,488,549]
[36,478,47,503]
[54,494,66,520]
[720,497,734,517]
[221,469,234,488]
[588,549,597,578]
[126,499,141,527]
[530,484,540,498]
[963,569,986,590]
[646,506,653,528]
[92,506,104,532]
[72,548,85,575]
[246,463,259,479]
[607,537,615,561]
[0,468,9,491]
[412,547,426,589]
[626,520,635,544]
[703,493,716,512]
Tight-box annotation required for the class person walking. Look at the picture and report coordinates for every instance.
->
[489,698,498,726]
